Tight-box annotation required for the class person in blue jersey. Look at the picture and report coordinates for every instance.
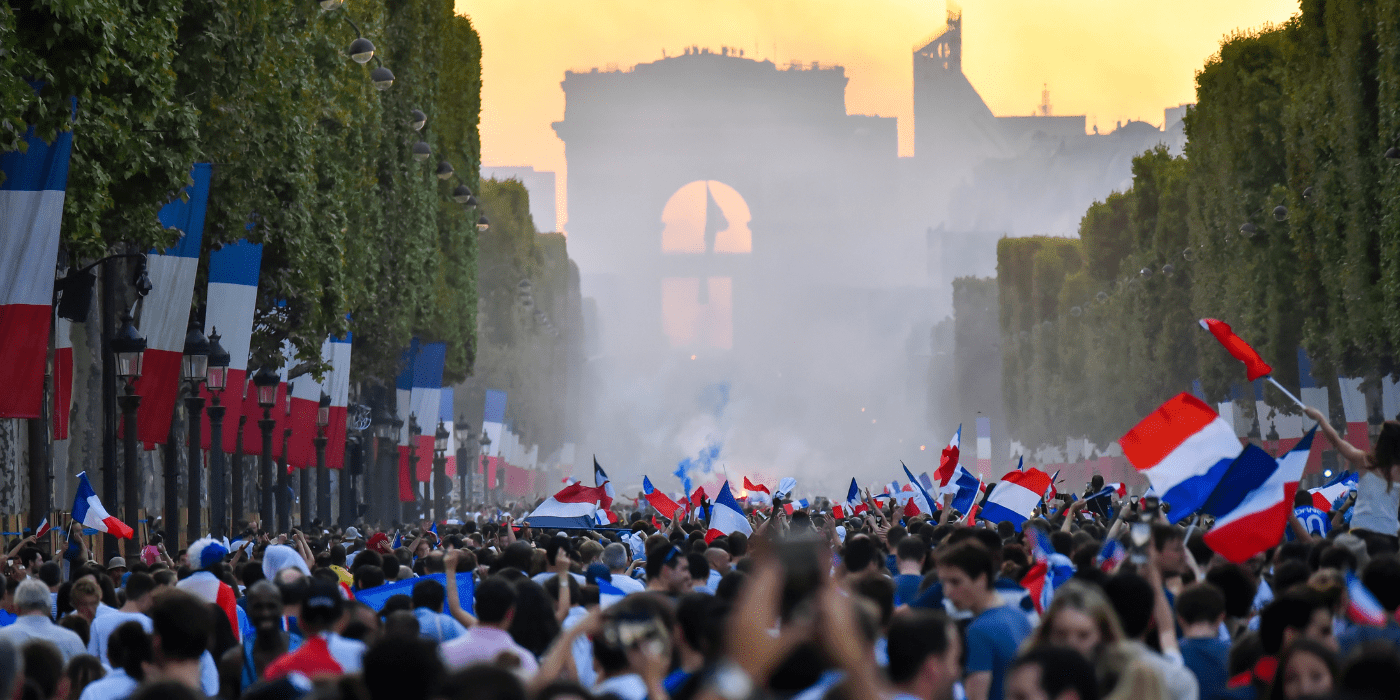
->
[1284,491,1330,542]
[937,540,1032,700]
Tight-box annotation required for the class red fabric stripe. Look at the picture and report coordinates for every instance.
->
[216,582,241,642]
[285,397,318,468]
[1203,496,1294,563]
[936,445,960,485]
[444,455,457,478]
[1201,319,1273,381]
[0,304,51,418]
[325,406,348,468]
[1345,423,1371,453]
[102,516,134,540]
[415,435,434,482]
[52,346,72,439]
[1120,393,1218,471]
[132,349,182,447]
[398,446,415,502]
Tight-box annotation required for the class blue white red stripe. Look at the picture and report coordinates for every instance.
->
[976,416,992,474]
[1086,483,1127,501]
[72,471,133,538]
[1346,571,1388,627]
[438,386,454,477]
[1202,428,1315,563]
[935,425,962,489]
[0,114,73,419]
[482,389,507,457]
[1310,471,1357,512]
[1120,393,1242,524]
[979,468,1052,527]
[133,164,211,447]
[201,239,261,451]
[594,457,616,510]
[325,334,352,469]
[410,342,446,482]
[1096,539,1127,572]
[525,482,611,529]
[705,481,752,544]
[52,316,72,439]
[643,476,682,519]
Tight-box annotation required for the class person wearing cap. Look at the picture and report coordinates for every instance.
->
[262,579,365,681]
[105,557,127,590]
[176,538,241,641]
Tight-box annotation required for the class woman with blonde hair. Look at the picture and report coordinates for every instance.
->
[1026,579,1126,662]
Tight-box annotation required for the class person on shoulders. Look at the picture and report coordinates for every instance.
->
[1305,407,1400,555]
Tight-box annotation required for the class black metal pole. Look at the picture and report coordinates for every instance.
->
[315,432,329,526]
[101,267,119,559]
[231,415,246,534]
[29,318,52,542]
[185,388,204,543]
[380,437,396,526]
[163,414,179,549]
[258,410,274,531]
[433,453,446,524]
[117,389,141,559]
[208,397,226,540]
[278,427,291,534]
[406,448,419,523]
[341,437,358,528]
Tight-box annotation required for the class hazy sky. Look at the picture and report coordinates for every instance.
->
[461,0,1299,233]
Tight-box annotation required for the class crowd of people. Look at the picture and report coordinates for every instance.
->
[0,419,1392,700]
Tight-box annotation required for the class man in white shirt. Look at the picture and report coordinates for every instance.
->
[88,572,157,667]
[0,580,84,661]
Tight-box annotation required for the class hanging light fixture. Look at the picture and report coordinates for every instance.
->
[370,66,394,90]
[411,141,431,162]
[452,184,473,204]
[1239,223,1258,238]
[409,109,427,131]
[477,215,490,232]
[349,38,375,64]
[319,0,344,9]
[436,160,455,180]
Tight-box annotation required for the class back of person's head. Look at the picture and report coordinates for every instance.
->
[19,640,62,700]
[601,542,630,571]
[886,610,955,685]
[715,571,746,601]
[728,532,748,557]
[1011,646,1099,700]
[69,578,100,607]
[1091,475,1104,490]
[436,666,527,700]
[543,571,582,608]
[853,576,895,628]
[127,680,201,700]
[886,526,908,549]
[64,654,104,700]
[1102,573,1155,640]
[1175,582,1226,625]
[364,635,443,700]
[507,579,560,658]
[124,572,157,603]
[936,541,995,586]
[842,535,880,574]
[382,610,421,639]
[0,640,19,700]
[996,521,1016,540]
[501,542,535,572]
[1340,639,1400,699]
[1362,555,1400,612]
[1259,589,1328,655]
[1272,560,1312,595]
[36,563,59,588]
[896,536,927,564]
[149,590,211,661]
[14,579,50,616]
[1205,563,1258,619]
[411,578,446,612]
[300,579,345,629]
[355,549,383,571]
[58,615,89,646]
[675,593,729,661]
[686,553,710,583]
[355,564,386,590]
[475,576,517,625]
[380,594,413,617]
[109,620,152,680]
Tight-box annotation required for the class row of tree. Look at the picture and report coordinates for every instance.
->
[998,0,1400,446]
[2,0,482,382]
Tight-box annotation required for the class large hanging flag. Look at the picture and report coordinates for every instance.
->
[411,342,446,482]
[133,163,212,447]
[979,468,1052,528]
[324,333,352,469]
[285,343,322,469]
[1202,428,1314,563]
[705,481,752,543]
[524,482,610,529]
[594,457,616,510]
[0,114,74,419]
[1309,471,1357,512]
[935,425,962,489]
[975,417,991,476]
[482,389,507,456]
[1337,377,1371,452]
[201,240,262,451]
[52,316,72,439]
[439,386,455,477]
[1199,318,1273,381]
[72,471,134,539]
[1120,393,1242,524]
[643,476,682,520]
[395,341,418,502]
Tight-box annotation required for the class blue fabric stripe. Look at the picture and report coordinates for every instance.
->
[1198,445,1277,518]
[483,389,507,423]
[1160,455,1237,523]
[208,239,262,286]
[523,514,597,529]
[0,128,73,192]
[154,164,211,258]
[439,387,454,422]
[978,501,1027,527]
[395,339,418,391]
[414,342,446,389]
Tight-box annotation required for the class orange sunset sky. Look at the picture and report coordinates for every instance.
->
[460,0,1300,233]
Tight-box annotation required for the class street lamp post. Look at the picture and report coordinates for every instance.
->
[313,392,330,526]
[279,396,292,534]
[181,322,210,544]
[111,314,146,559]
[370,403,396,526]
[406,414,421,522]
[253,367,279,532]
[478,429,492,507]
[454,417,471,517]
[433,421,448,524]
[205,331,230,540]
[231,415,247,533]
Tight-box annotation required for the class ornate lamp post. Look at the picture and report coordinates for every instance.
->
[478,429,492,507]
[180,322,210,544]
[279,391,293,534]
[205,331,230,539]
[406,414,421,522]
[370,403,397,526]
[312,392,330,526]
[252,366,280,531]
[433,421,449,524]
[454,417,472,516]
[112,314,146,558]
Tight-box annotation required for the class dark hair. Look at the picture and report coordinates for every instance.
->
[20,640,64,700]
[355,564,386,590]
[645,543,683,580]
[1363,555,1400,611]
[842,535,880,574]
[381,593,413,617]
[715,571,746,601]
[124,572,157,602]
[728,532,748,557]
[1206,564,1258,618]
[1339,639,1400,698]
[128,681,201,700]
[543,572,581,608]
[37,562,60,587]
[364,637,443,700]
[675,593,728,660]
[1176,582,1226,624]
[58,614,89,646]
[1151,524,1183,551]
[149,590,212,661]
[854,576,895,627]
[507,579,560,658]
[411,578,446,612]
[109,620,152,679]
[64,654,105,700]
[896,536,927,563]
[1267,637,1337,700]
[436,666,527,700]
[1011,647,1099,700]
[1366,421,1400,490]
[593,593,675,675]
[936,541,995,585]
[1259,589,1327,655]
[383,610,421,639]
[886,610,954,684]
[475,577,517,625]
[1102,573,1155,639]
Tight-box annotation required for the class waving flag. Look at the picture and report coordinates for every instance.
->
[1200,319,1273,381]
[1021,529,1059,614]
[918,472,934,491]
[0,113,73,419]
[133,164,212,447]
[935,425,962,489]
[33,518,50,538]
[643,476,681,520]
[72,472,133,539]
[833,478,867,519]
[1096,538,1127,572]
[743,476,769,494]
[201,240,262,451]
[1310,471,1357,512]
[979,468,1052,528]
[525,482,610,529]
[903,462,937,516]
[594,457,616,510]
[1202,428,1314,563]
[1086,482,1127,502]
[774,477,797,499]
[1346,571,1388,627]
[1044,470,1060,501]
[782,499,811,516]
[705,481,752,543]
[950,466,984,514]
[976,417,992,475]
[1120,393,1242,523]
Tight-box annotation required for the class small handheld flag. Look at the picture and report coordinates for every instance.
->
[1120,393,1243,524]
[1200,319,1273,382]
[33,518,50,538]
[643,476,682,520]
[935,425,962,489]
[743,477,770,494]
[72,472,134,539]
[1096,539,1127,572]
[1346,571,1388,627]
[705,481,752,544]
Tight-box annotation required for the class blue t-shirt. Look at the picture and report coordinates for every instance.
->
[965,605,1032,700]
[1339,621,1400,659]
[1181,637,1241,700]
[1285,506,1330,541]
[893,574,924,607]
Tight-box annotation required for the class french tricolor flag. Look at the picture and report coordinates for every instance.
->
[595,457,616,510]
[979,468,1051,528]
[1199,318,1273,381]
[1338,377,1373,453]
[1096,538,1127,572]
[0,119,72,419]
[52,316,72,439]
[743,476,770,494]
[1201,428,1315,563]
[903,462,937,516]
[975,417,991,476]
[1120,393,1242,524]
[200,240,261,451]
[410,342,446,483]
[284,334,353,469]
[239,355,287,456]
[705,481,752,544]
[1309,471,1357,512]
[643,476,682,520]
[1346,571,1388,627]
[133,164,212,447]
[1086,482,1127,502]
[524,481,610,529]
[782,499,811,515]
[832,478,866,519]
[284,343,322,469]
[949,466,983,514]
[324,334,352,469]
[482,389,507,457]
[439,386,455,477]
[934,425,962,490]
[72,471,133,539]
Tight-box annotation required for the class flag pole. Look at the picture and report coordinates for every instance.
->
[1265,376,1307,409]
